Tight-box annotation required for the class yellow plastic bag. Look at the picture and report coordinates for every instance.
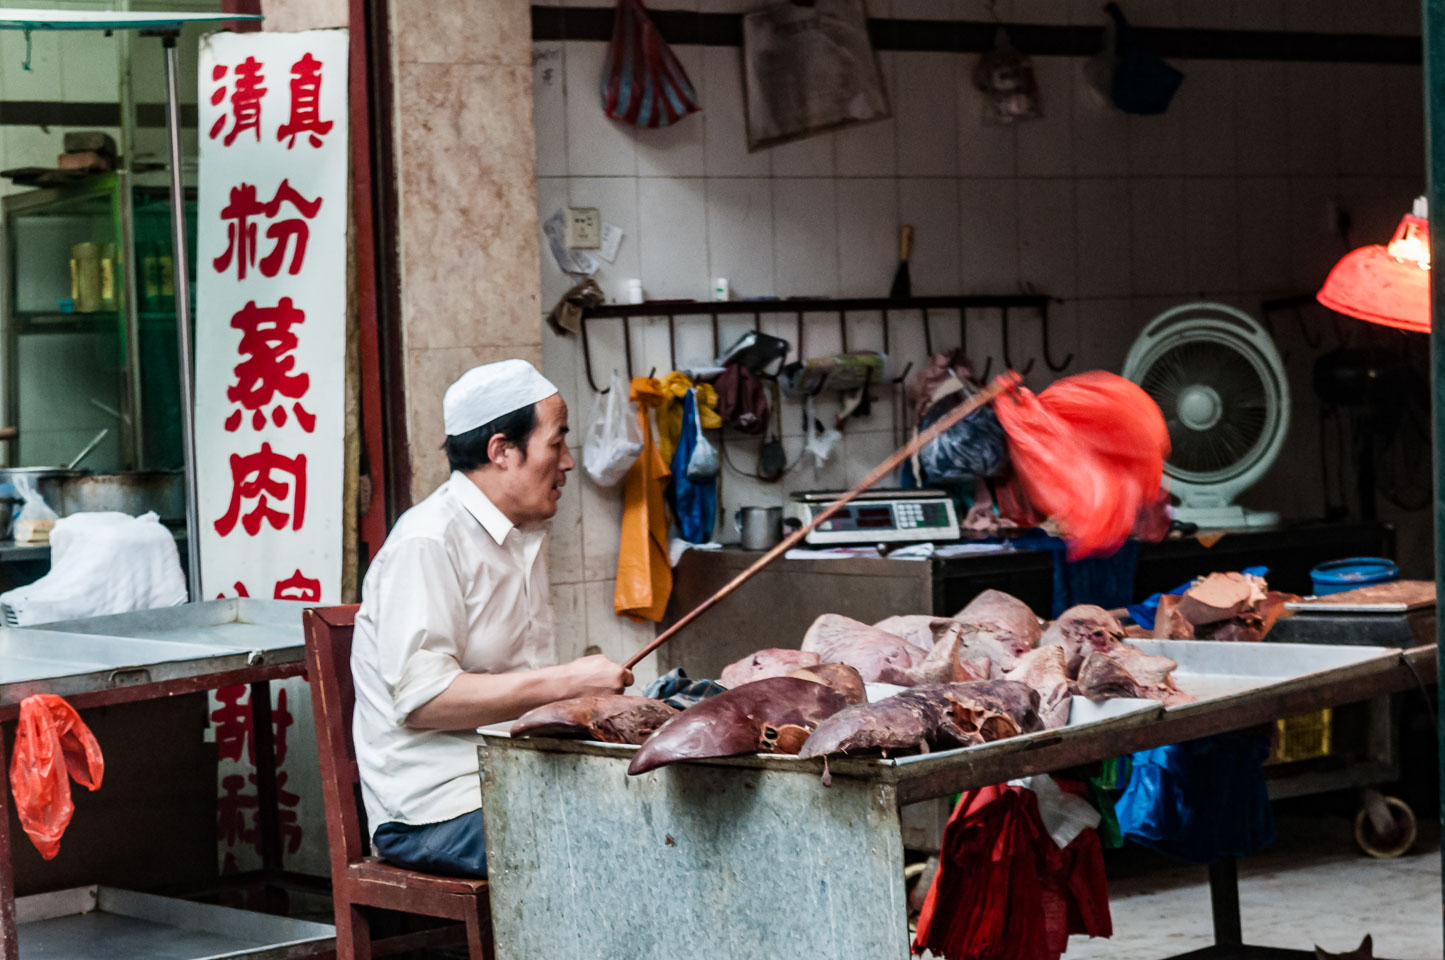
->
[614,378,672,622]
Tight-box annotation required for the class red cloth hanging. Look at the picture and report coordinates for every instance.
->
[995,372,1169,559]
[601,0,701,128]
[9,694,104,860]
[913,782,1112,960]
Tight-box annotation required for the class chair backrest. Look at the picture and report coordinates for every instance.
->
[303,604,367,872]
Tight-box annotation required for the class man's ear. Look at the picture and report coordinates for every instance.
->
[485,431,512,467]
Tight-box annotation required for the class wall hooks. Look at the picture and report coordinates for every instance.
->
[577,295,1053,393]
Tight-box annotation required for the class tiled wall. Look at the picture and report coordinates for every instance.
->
[535,0,1429,673]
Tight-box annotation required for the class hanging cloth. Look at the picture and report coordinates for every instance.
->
[615,377,673,622]
[657,372,720,466]
[668,389,717,544]
[10,694,104,860]
[601,0,701,129]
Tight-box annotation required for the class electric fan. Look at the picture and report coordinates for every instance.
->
[1122,302,1290,528]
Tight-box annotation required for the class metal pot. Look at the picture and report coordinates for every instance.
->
[60,471,185,522]
[0,467,83,517]
[734,505,783,551]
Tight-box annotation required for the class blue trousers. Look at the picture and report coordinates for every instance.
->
[372,809,487,878]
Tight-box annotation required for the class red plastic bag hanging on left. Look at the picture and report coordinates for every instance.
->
[9,694,104,859]
[601,0,701,128]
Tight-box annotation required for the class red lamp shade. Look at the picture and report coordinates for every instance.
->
[1316,209,1431,333]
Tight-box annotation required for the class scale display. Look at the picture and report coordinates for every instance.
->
[784,491,961,545]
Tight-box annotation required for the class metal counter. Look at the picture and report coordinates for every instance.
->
[477,641,1434,960]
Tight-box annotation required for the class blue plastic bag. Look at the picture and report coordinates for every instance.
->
[668,389,716,544]
[1127,565,1269,631]
[1115,733,1275,864]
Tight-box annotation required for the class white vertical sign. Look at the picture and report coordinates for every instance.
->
[198,28,348,877]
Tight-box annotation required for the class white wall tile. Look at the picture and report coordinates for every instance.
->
[533,45,568,177]
[565,41,637,177]
[58,29,119,102]
[1176,0,1235,28]
[836,179,899,297]
[1286,175,1342,292]
[541,328,584,438]
[838,53,898,176]
[1233,60,1289,176]
[1177,59,1237,177]
[638,177,709,299]
[1231,0,1285,30]
[549,582,588,663]
[570,175,642,304]
[1017,178,1077,298]
[1282,0,1334,31]
[1127,110,1184,177]
[580,462,627,582]
[768,131,836,177]
[959,178,1019,294]
[1120,0,1182,27]
[896,52,959,177]
[899,178,961,295]
[1073,298,1143,375]
[1129,177,1188,296]
[635,47,706,177]
[0,30,62,100]
[547,457,586,585]
[1015,55,1075,177]
[1236,177,1292,294]
[1071,68,1130,177]
[706,177,776,299]
[1285,61,1339,176]
[773,178,839,296]
[1336,64,1390,178]
[702,45,769,177]
[1075,178,1132,298]
[893,0,956,18]
[1383,66,1425,180]
[1185,178,1241,294]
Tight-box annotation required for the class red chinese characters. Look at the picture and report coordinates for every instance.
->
[212,686,304,863]
[209,58,267,146]
[214,180,323,281]
[214,443,308,537]
[277,53,335,149]
[273,570,322,602]
[225,298,315,433]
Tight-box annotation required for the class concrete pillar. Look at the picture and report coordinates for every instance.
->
[389,0,543,498]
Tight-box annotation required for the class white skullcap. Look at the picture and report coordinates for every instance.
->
[443,359,559,436]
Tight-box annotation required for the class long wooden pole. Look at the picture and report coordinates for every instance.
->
[623,371,1022,671]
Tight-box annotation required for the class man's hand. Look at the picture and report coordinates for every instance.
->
[562,654,634,697]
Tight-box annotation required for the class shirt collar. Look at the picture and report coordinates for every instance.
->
[447,471,515,546]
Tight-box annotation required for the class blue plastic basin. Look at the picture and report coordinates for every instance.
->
[1310,557,1399,596]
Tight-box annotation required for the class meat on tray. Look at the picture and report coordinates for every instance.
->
[718,648,820,688]
[510,695,678,744]
[800,614,930,682]
[627,677,848,775]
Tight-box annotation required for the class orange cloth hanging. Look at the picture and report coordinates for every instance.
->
[614,377,673,622]
[9,694,103,860]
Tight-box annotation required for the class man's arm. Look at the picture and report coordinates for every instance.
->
[405,655,632,730]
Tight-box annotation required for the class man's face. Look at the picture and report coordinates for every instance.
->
[501,393,573,525]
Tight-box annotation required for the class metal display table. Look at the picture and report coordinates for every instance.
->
[478,641,1436,960]
[0,599,331,960]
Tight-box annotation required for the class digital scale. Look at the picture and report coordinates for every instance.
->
[783,489,961,546]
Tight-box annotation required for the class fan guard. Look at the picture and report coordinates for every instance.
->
[1123,303,1290,526]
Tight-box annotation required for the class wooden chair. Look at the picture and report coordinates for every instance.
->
[303,605,493,959]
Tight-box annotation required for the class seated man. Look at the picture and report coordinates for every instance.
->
[351,359,631,877]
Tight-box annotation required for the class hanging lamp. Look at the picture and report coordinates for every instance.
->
[1316,197,1431,333]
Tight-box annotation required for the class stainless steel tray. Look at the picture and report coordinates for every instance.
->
[0,600,306,702]
[16,885,333,960]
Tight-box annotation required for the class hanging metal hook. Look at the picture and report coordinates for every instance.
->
[1038,303,1073,372]
[922,309,934,356]
[1001,307,1036,375]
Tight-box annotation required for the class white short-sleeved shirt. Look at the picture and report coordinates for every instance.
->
[351,472,558,831]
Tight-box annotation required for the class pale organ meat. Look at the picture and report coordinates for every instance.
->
[876,621,975,687]
[719,648,820,689]
[801,614,929,683]
[1002,645,1073,729]
[954,589,1044,646]
[1043,604,1192,705]
[872,615,961,653]
[1039,604,1127,674]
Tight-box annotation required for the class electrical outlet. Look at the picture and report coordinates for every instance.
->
[565,207,602,249]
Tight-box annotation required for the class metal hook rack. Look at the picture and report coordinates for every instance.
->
[576,294,1059,392]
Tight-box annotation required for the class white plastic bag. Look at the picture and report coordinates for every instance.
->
[12,477,58,544]
[0,511,186,625]
[582,370,644,487]
[685,389,719,480]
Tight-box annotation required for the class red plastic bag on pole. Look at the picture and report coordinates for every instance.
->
[601,0,701,128]
[9,694,103,860]
[995,372,1169,560]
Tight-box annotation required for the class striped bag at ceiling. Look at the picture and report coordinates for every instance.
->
[600,0,701,128]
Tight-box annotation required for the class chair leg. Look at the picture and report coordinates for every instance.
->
[464,905,491,960]
[335,901,374,960]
